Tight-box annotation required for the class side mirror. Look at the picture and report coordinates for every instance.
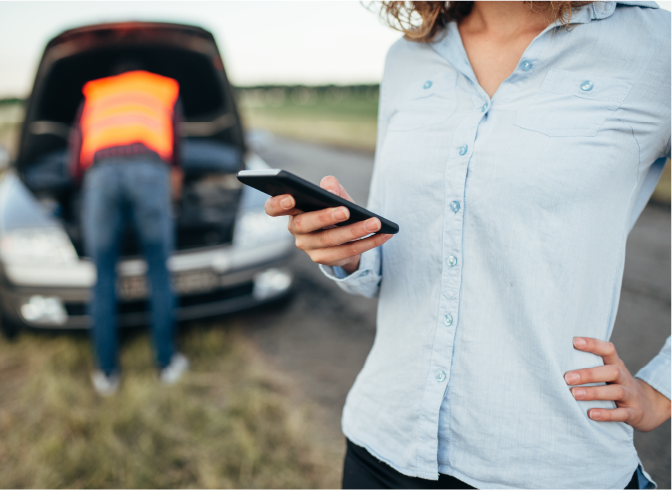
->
[0,145,10,171]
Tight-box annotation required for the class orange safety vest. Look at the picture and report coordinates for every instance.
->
[79,70,180,169]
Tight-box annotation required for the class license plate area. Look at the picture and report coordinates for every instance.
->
[117,270,219,301]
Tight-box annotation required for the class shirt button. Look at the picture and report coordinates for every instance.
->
[521,59,533,71]
[580,80,594,91]
[360,270,369,277]
[446,255,457,267]
[436,370,446,382]
[459,145,468,156]
[450,201,460,213]
[423,80,432,89]
[481,102,488,112]
[443,314,453,326]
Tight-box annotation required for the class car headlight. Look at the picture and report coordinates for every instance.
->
[0,228,78,266]
[20,295,67,325]
[233,210,289,248]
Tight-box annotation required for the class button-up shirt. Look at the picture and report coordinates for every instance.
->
[321,2,670,488]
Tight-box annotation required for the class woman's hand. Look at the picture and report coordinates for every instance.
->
[565,337,671,432]
[264,175,393,274]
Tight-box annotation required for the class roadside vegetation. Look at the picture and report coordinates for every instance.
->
[0,322,340,488]
[0,98,23,154]
[237,85,379,152]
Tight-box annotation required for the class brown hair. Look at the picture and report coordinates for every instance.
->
[380,1,595,43]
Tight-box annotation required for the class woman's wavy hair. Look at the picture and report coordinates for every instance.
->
[380,1,594,42]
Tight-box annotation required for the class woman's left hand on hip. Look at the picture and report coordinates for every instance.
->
[564,337,671,431]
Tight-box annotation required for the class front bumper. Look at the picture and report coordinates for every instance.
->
[0,238,294,329]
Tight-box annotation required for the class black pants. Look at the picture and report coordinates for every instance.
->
[342,439,640,489]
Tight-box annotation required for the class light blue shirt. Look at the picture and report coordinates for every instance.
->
[321,2,670,488]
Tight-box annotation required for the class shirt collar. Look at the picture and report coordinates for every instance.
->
[431,1,661,79]
[434,22,474,82]
[566,1,659,25]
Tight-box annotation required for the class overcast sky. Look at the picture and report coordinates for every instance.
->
[0,1,669,98]
[0,1,401,97]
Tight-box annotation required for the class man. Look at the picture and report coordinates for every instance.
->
[70,60,188,395]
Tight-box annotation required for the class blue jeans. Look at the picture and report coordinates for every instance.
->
[82,158,176,374]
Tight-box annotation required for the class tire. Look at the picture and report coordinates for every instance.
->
[0,313,20,341]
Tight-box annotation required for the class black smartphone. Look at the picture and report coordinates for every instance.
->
[237,169,399,234]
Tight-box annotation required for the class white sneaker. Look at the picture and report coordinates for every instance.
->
[91,370,120,396]
[159,353,189,385]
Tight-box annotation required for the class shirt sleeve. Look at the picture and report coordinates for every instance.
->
[635,336,671,400]
[319,245,382,298]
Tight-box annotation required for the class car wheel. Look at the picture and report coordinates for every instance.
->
[0,314,20,341]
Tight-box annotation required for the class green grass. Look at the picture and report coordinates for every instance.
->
[0,101,23,156]
[0,322,340,488]
[651,162,671,204]
[238,88,379,152]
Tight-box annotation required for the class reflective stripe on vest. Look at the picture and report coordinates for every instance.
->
[79,70,180,168]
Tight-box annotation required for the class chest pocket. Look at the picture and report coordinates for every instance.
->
[387,72,458,132]
[514,70,633,137]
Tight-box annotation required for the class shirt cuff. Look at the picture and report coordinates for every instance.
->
[319,247,382,298]
[635,336,671,400]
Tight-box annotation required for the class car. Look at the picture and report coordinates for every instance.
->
[0,21,294,338]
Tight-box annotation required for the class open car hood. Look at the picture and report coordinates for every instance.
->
[14,22,249,256]
[16,21,246,170]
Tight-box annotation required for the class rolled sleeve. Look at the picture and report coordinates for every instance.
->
[635,336,671,400]
[319,246,382,298]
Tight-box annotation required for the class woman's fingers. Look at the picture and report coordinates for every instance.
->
[587,407,633,422]
[297,218,381,251]
[263,176,392,268]
[307,233,392,265]
[265,194,302,217]
[570,337,669,431]
[290,206,355,234]
[321,175,354,203]
[567,337,627,386]
[572,337,620,365]
[571,384,630,402]
[564,364,623,385]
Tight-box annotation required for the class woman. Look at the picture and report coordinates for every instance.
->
[266,2,671,488]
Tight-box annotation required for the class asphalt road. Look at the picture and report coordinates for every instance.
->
[238,137,671,488]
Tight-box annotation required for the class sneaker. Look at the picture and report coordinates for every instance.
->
[159,353,189,385]
[91,370,120,396]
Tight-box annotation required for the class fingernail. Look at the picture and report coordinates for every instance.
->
[364,218,380,232]
[589,411,601,420]
[281,197,294,209]
[564,373,579,384]
[332,208,348,221]
[573,337,586,348]
[572,388,586,399]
